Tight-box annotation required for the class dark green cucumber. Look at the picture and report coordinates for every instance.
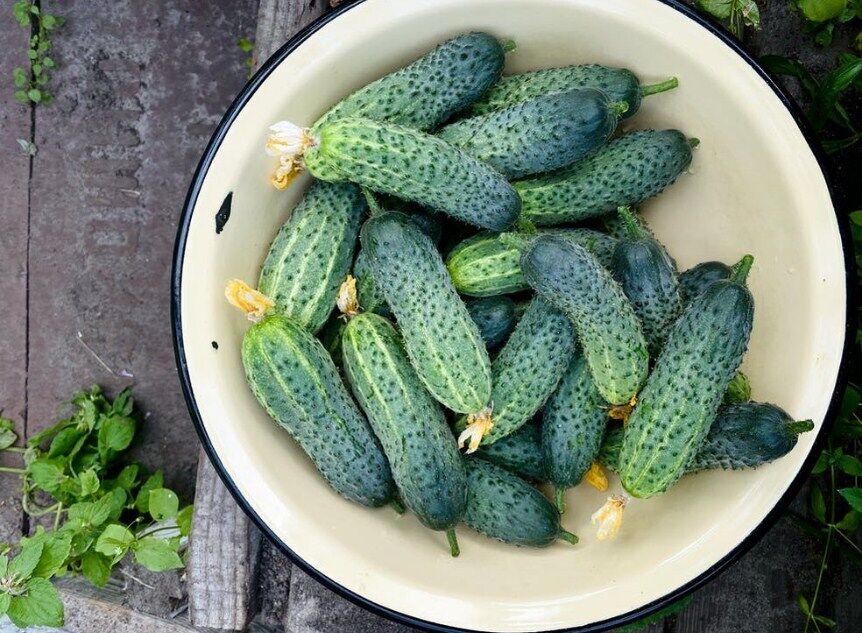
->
[437,89,623,179]
[618,256,755,498]
[258,181,365,333]
[445,229,618,298]
[514,130,696,226]
[542,352,608,509]
[609,206,682,355]
[242,315,394,507]
[679,261,733,304]
[465,296,518,349]
[361,212,491,413]
[474,422,546,482]
[469,64,678,119]
[517,235,649,405]
[341,313,466,550]
[304,118,520,231]
[313,32,505,132]
[463,458,577,547]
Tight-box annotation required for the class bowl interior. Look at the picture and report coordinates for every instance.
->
[176,0,846,630]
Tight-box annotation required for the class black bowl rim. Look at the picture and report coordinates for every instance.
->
[171,0,856,631]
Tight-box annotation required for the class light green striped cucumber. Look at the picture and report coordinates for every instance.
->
[469,64,678,119]
[463,458,577,547]
[341,313,466,554]
[542,352,608,512]
[514,130,696,226]
[242,315,394,506]
[303,118,520,231]
[313,32,506,132]
[258,181,365,333]
[475,422,547,482]
[516,234,649,405]
[465,296,518,349]
[618,256,755,498]
[610,206,682,355]
[437,89,624,179]
[361,212,491,413]
[445,228,618,298]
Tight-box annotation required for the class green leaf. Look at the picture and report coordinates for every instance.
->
[112,389,133,416]
[67,493,114,528]
[12,67,27,88]
[27,457,67,493]
[813,22,835,47]
[837,454,862,476]
[27,48,38,60]
[849,211,862,227]
[132,537,183,572]
[237,37,254,52]
[0,418,18,450]
[798,593,811,616]
[835,510,861,531]
[812,450,830,475]
[839,488,862,513]
[27,88,42,103]
[114,464,140,492]
[43,56,55,68]
[81,550,111,587]
[42,14,57,29]
[7,577,64,629]
[13,2,31,26]
[177,505,193,537]
[14,90,29,104]
[799,0,847,22]
[700,0,733,19]
[98,415,135,459]
[30,532,71,579]
[762,55,819,98]
[135,471,164,514]
[48,427,84,458]
[0,554,8,576]
[811,484,827,523]
[0,592,9,615]
[78,469,100,497]
[94,524,134,562]
[148,488,179,521]
[8,542,44,580]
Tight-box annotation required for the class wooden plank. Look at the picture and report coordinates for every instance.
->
[254,0,329,64]
[250,539,295,630]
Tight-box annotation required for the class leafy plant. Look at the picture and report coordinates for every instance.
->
[238,37,255,78]
[11,0,64,105]
[794,0,862,48]
[0,386,192,628]
[698,0,761,38]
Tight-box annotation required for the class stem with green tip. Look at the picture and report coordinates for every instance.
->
[732,255,754,284]
[688,137,701,149]
[787,420,815,436]
[446,528,460,557]
[610,101,630,117]
[390,498,405,515]
[362,188,384,216]
[617,206,642,239]
[558,529,579,545]
[501,39,517,53]
[641,76,679,96]
[498,232,531,252]
[554,488,566,514]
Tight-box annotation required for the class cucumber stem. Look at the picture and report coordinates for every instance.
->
[498,232,531,252]
[787,420,815,435]
[558,529,579,546]
[641,76,679,96]
[446,528,460,557]
[501,39,517,53]
[362,188,384,217]
[610,101,630,117]
[688,137,701,149]
[732,255,755,284]
[554,488,566,515]
[390,498,406,515]
[617,206,642,239]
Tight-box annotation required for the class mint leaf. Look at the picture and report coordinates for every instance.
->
[0,554,8,576]
[28,458,67,494]
[811,484,827,523]
[94,524,134,562]
[8,542,44,580]
[148,488,179,521]
[0,417,18,450]
[177,505,193,537]
[839,487,862,513]
[27,531,71,579]
[7,577,64,628]
[47,427,83,458]
[114,464,140,492]
[81,550,111,587]
[79,469,100,497]
[135,471,163,514]
[0,592,9,615]
[133,537,183,572]
[799,0,848,22]
[98,415,135,459]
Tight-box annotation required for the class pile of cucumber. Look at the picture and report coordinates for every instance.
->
[227,32,814,555]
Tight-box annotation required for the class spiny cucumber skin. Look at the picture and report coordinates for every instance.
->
[305,118,520,232]
[514,130,694,226]
[542,352,608,489]
[242,316,394,507]
[618,278,754,498]
[437,89,619,179]
[602,209,653,240]
[353,249,391,317]
[446,229,618,298]
[465,296,518,349]
[313,33,505,132]
[463,458,564,547]
[723,371,751,405]
[475,422,547,482]
[341,314,466,531]
[611,237,682,356]
[520,236,649,405]
[361,212,491,414]
[680,261,733,304]
[478,298,577,444]
[598,426,624,472]
[469,64,643,119]
[258,181,365,334]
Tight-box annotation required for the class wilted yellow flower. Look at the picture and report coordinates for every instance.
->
[336,275,360,318]
[225,279,274,322]
[591,495,628,541]
[584,462,609,491]
[457,405,494,454]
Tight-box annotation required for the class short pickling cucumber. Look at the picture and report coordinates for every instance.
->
[618,256,755,498]
[468,64,678,119]
[609,206,682,355]
[516,235,649,405]
[542,351,608,512]
[303,118,521,231]
[463,458,577,547]
[341,313,466,554]
[600,403,813,472]
[241,315,395,507]
[437,89,624,179]
[258,181,365,334]
[514,130,696,226]
[465,296,518,349]
[457,298,577,449]
[446,228,618,298]
[361,212,492,414]
[474,422,547,482]
[679,260,733,304]
[313,32,506,132]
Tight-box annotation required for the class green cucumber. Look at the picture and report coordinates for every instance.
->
[468,64,678,119]
[241,315,395,507]
[618,256,756,498]
[303,118,520,231]
[601,207,653,240]
[514,130,696,226]
[437,89,623,179]
[516,235,649,405]
[341,313,466,552]
[445,228,618,298]
[609,206,682,355]
[313,32,505,132]
[465,296,518,349]
[258,181,365,334]
[474,422,547,482]
[679,261,733,304]
[361,212,491,413]
[463,458,577,547]
[600,403,813,472]
[353,249,391,317]
[542,352,608,511]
